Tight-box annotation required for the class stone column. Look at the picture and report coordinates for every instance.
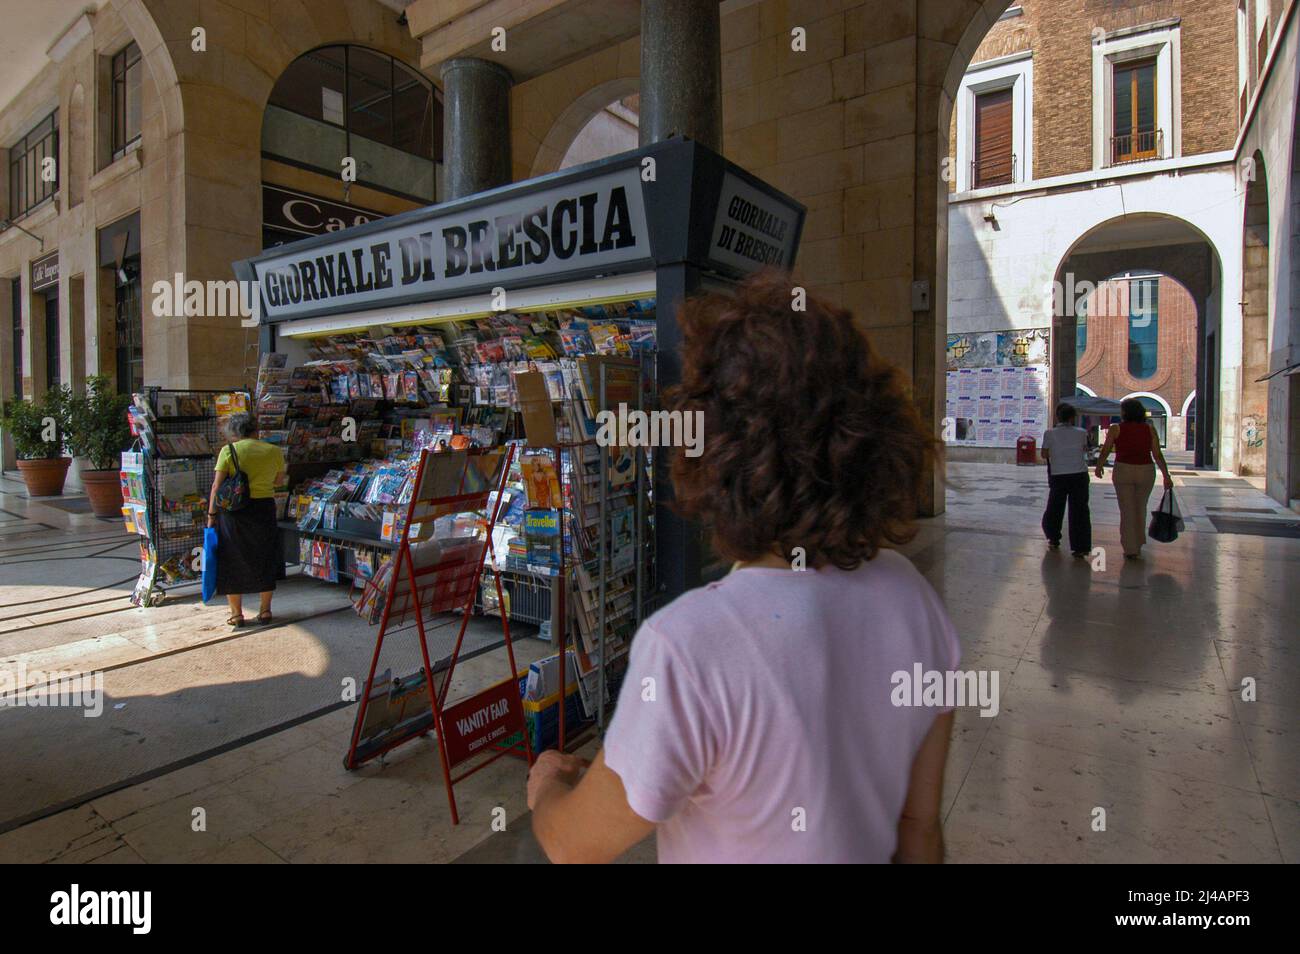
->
[440,58,513,201]
[639,0,722,150]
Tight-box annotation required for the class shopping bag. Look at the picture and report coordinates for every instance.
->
[214,444,250,512]
[1147,489,1184,543]
[201,526,219,603]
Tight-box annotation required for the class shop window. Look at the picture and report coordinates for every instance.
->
[1076,299,1088,356]
[1127,278,1159,380]
[263,45,439,203]
[7,111,59,219]
[1112,58,1159,164]
[973,88,1015,188]
[112,42,142,161]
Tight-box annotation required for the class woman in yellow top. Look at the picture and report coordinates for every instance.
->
[206,413,287,626]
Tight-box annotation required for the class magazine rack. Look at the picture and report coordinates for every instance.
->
[124,388,251,607]
[513,354,653,753]
[343,444,532,824]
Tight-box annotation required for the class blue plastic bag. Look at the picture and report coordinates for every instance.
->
[201,526,219,603]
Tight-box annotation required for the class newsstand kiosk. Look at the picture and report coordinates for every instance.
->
[237,136,804,600]
[233,137,803,818]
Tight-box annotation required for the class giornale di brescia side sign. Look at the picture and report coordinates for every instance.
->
[240,166,650,324]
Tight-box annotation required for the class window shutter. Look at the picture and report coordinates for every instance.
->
[974,89,1014,187]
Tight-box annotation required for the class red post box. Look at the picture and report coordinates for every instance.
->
[1016,436,1037,465]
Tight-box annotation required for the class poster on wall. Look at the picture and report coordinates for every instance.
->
[948,328,1050,370]
[946,332,999,369]
[996,329,1049,366]
[945,364,1050,448]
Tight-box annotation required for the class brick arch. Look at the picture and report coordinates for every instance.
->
[1071,267,1202,396]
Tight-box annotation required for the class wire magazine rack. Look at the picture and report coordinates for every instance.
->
[343,444,532,825]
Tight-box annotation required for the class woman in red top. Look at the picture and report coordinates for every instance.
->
[1094,398,1173,558]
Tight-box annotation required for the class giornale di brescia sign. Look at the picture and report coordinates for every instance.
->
[241,166,650,323]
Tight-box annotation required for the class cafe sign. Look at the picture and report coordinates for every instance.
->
[31,251,59,292]
[239,166,650,323]
[262,185,385,239]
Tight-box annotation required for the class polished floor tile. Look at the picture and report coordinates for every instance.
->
[1,463,1294,863]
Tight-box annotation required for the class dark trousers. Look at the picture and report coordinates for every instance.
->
[1042,471,1092,553]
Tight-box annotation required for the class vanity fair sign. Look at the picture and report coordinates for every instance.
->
[242,166,650,323]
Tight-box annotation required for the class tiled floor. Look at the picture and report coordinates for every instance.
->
[1,463,1295,863]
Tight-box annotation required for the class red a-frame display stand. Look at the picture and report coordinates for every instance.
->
[344,445,532,824]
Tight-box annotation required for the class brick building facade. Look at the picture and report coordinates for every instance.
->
[1077,275,1201,449]
[945,0,1248,462]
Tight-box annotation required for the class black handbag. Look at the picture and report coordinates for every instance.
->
[1147,488,1183,543]
[214,443,250,512]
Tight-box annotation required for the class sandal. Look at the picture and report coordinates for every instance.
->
[256,611,273,625]
[227,614,246,627]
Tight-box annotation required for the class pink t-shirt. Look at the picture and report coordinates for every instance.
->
[603,550,961,863]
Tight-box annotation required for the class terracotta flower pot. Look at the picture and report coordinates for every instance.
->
[16,457,72,497]
[81,468,125,518]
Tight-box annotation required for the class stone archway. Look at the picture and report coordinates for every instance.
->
[123,0,424,389]
[509,37,640,182]
[529,76,641,176]
[1050,213,1222,469]
[924,1,1018,512]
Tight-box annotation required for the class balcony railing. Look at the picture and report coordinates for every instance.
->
[970,153,1018,189]
[1110,129,1163,166]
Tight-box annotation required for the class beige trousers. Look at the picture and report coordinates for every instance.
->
[1112,462,1156,555]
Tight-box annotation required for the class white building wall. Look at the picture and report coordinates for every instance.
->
[946,159,1244,470]
[1238,4,1300,506]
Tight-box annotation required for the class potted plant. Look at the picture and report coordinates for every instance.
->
[66,375,134,517]
[1,386,73,496]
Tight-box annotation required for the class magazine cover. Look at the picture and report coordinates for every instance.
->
[521,454,562,509]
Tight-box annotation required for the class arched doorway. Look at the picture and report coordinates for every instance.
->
[1051,214,1222,470]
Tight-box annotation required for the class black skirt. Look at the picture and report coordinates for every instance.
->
[215,497,285,595]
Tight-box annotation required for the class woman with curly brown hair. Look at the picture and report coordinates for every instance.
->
[527,272,960,863]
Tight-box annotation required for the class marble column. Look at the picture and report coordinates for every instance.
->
[439,58,513,200]
[639,0,722,150]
